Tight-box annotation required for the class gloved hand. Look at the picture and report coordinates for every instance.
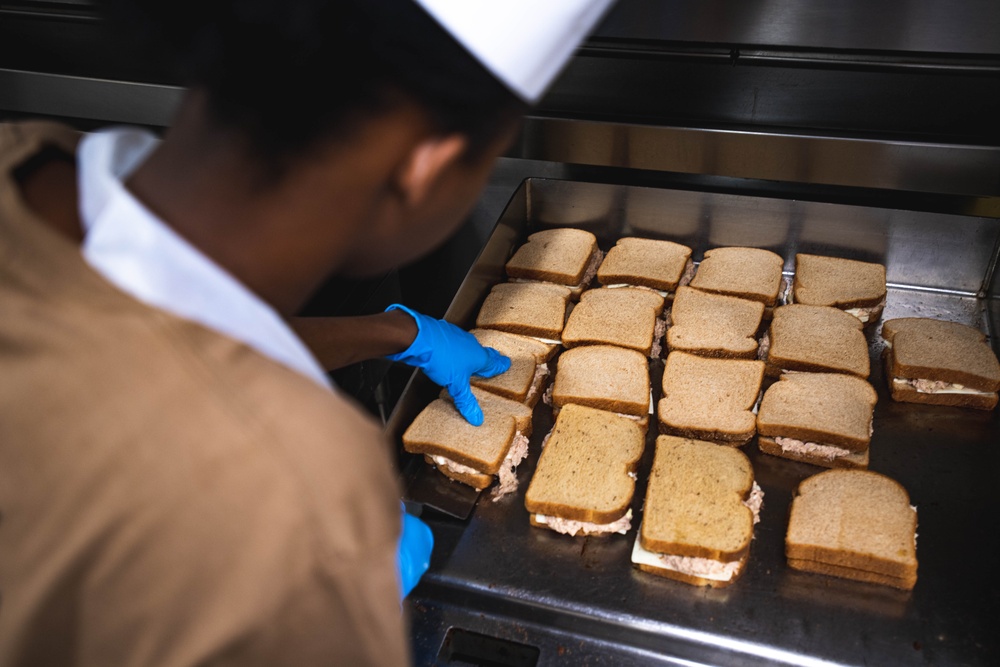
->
[385,304,510,426]
[396,504,433,599]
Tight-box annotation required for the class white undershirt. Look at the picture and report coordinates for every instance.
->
[77,128,331,390]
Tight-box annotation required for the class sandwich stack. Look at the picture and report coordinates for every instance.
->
[786,469,918,590]
[757,373,877,469]
[632,435,763,587]
[882,317,1000,411]
[525,404,645,537]
[791,254,886,326]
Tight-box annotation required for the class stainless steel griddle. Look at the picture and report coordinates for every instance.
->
[389,177,1000,666]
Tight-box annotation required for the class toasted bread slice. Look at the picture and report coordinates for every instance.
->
[597,237,693,293]
[470,329,552,406]
[437,386,534,436]
[786,470,917,588]
[505,228,601,293]
[688,247,785,307]
[476,282,572,340]
[792,254,887,324]
[657,352,764,445]
[666,286,765,359]
[764,304,869,378]
[641,436,760,556]
[756,373,877,468]
[551,345,650,418]
[525,404,644,532]
[882,318,1000,409]
[561,287,666,357]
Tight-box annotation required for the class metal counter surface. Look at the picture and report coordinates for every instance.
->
[394,177,999,666]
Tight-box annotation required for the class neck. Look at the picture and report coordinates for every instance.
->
[126,92,424,316]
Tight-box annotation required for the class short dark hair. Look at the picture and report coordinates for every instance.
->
[105,0,526,172]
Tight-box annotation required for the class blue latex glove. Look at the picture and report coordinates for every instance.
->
[396,505,433,599]
[385,304,510,426]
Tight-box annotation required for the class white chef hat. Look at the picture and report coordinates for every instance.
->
[413,0,616,103]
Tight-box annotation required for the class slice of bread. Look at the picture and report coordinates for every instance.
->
[561,287,666,356]
[786,469,917,588]
[792,254,887,317]
[505,228,600,289]
[470,328,552,406]
[551,345,650,418]
[525,404,644,527]
[882,318,1000,403]
[476,282,572,340]
[642,436,758,557]
[757,372,877,453]
[658,352,764,445]
[666,286,765,359]
[597,237,693,293]
[765,304,869,378]
[688,247,785,307]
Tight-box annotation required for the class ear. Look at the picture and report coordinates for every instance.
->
[393,133,469,208]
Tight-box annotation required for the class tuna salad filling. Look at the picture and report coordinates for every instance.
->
[534,509,633,536]
[774,436,853,461]
[893,377,995,396]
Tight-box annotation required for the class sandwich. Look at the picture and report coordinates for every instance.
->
[469,328,556,407]
[505,227,603,298]
[688,246,786,315]
[525,404,644,537]
[666,286,765,359]
[632,435,763,587]
[657,351,764,446]
[882,317,1000,410]
[596,237,694,297]
[403,387,533,499]
[786,469,918,590]
[791,254,887,325]
[762,304,870,378]
[475,282,572,344]
[757,373,877,469]
[548,344,652,430]
[560,286,667,358]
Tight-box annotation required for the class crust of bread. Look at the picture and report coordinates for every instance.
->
[758,436,869,469]
[787,558,916,591]
[422,454,493,490]
[635,551,749,588]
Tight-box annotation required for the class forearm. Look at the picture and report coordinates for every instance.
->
[290,310,418,371]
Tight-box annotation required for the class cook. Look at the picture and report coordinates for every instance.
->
[0,0,614,664]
